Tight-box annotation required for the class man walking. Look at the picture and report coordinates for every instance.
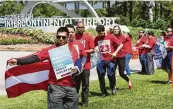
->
[74,21,95,107]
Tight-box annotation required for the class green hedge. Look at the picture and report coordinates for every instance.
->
[0,28,56,44]
[0,27,163,45]
[0,38,33,45]
[86,27,162,43]
[128,26,162,42]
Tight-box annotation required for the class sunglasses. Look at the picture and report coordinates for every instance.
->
[56,35,67,40]
[77,27,84,28]
[69,31,75,33]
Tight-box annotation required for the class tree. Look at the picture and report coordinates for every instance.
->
[0,1,24,16]
[32,3,65,17]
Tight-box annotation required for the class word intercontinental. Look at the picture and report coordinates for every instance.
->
[5,17,118,27]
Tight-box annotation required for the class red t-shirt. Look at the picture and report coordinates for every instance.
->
[114,34,126,58]
[168,37,173,46]
[94,33,121,61]
[69,40,87,58]
[164,36,173,52]
[75,33,95,70]
[136,36,147,55]
[164,34,173,41]
[124,36,133,55]
[143,36,156,54]
[35,44,79,87]
[166,37,173,52]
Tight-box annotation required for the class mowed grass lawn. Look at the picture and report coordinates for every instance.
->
[0,69,173,109]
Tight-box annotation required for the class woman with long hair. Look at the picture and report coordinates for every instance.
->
[113,25,132,89]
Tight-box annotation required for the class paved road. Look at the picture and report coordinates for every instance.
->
[0,51,141,95]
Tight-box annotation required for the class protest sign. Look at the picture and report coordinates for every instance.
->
[48,45,74,80]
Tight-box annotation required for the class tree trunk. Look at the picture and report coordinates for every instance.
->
[148,2,154,22]
[129,1,133,23]
[154,1,157,22]
[106,1,111,17]
[160,2,163,18]
[75,2,79,14]
[123,2,127,17]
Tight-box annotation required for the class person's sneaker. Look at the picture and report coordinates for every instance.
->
[112,89,117,95]
[100,94,106,98]
[167,81,172,84]
[81,103,88,107]
[100,93,109,98]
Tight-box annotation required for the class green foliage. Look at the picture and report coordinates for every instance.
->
[115,16,130,26]
[128,26,162,42]
[0,1,172,31]
[0,70,173,109]
[137,19,147,28]
[152,19,169,30]
[0,38,33,45]
[0,1,24,16]
[86,29,97,37]
[33,4,65,18]
[0,26,162,45]
[95,8,107,17]
[131,19,147,28]
[0,28,56,44]
[131,19,140,27]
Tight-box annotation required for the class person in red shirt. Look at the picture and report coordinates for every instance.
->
[164,28,173,83]
[8,27,80,109]
[141,31,156,74]
[136,30,148,73]
[65,24,87,72]
[113,25,132,90]
[74,21,95,107]
[124,33,133,76]
[94,25,123,97]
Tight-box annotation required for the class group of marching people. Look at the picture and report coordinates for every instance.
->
[136,28,173,84]
[7,21,173,109]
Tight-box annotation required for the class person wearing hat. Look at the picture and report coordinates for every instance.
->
[138,30,145,39]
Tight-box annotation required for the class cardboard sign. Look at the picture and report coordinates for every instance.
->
[48,45,74,80]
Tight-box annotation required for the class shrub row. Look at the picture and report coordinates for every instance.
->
[0,28,56,44]
[0,38,33,45]
[0,26,162,45]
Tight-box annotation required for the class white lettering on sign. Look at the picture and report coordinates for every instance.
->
[4,14,119,27]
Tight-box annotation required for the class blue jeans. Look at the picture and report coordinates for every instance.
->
[165,51,173,72]
[139,54,147,73]
[97,60,116,93]
[125,54,132,75]
[97,60,115,76]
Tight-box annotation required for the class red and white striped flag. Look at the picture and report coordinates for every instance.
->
[5,62,50,98]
